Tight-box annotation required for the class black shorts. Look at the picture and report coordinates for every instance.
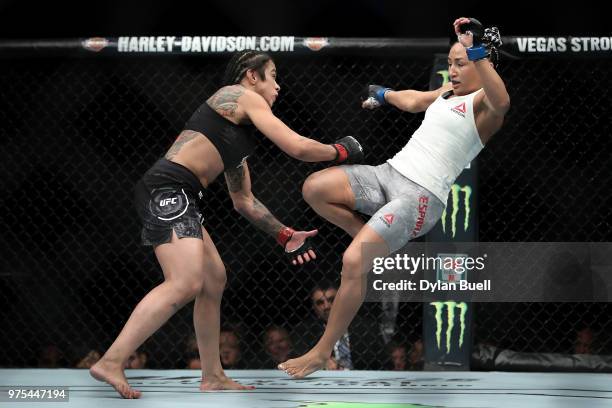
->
[134,158,205,247]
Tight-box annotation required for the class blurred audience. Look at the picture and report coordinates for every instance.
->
[386,342,408,371]
[181,335,201,369]
[291,280,385,370]
[260,325,297,368]
[574,326,597,355]
[408,339,424,370]
[125,349,148,369]
[37,344,64,368]
[220,327,244,369]
[74,349,101,369]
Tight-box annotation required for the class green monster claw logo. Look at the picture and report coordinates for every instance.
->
[436,70,450,85]
[430,301,468,354]
[441,184,472,238]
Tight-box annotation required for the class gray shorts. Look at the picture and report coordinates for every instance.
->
[339,162,445,253]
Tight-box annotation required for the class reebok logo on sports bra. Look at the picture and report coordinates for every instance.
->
[451,102,467,117]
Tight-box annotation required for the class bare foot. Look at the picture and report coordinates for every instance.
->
[200,374,255,391]
[89,359,142,399]
[278,351,327,378]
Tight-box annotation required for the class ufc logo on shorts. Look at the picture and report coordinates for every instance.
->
[159,197,178,207]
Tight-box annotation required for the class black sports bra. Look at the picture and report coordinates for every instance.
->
[184,102,257,169]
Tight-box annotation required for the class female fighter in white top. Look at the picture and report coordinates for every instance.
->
[279,17,509,378]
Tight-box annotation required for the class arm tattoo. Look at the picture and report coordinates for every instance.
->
[225,162,284,237]
[207,86,245,117]
[225,166,244,193]
[247,197,284,237]
[165,131,199,160]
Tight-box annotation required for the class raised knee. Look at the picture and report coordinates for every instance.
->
[302,172,326,204]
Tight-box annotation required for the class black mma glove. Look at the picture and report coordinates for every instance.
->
[333,136,364,164]
[459,18,502,62]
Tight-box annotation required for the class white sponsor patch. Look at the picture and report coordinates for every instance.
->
[117,36,295,53]
[516,37,612,53]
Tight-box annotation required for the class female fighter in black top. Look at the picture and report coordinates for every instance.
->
[90,50,363,398]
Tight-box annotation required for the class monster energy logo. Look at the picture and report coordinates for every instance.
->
[430,301,468,354]
[441,184,472,238]
[436,69,450,85]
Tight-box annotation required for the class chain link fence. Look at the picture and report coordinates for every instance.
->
[1,50,611,369]
[476,58,612,358]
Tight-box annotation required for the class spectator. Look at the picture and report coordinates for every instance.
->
[74,349,101,369]
[186,355,201,369]
[408,339,424,370]
[261,325,297,368]
[385,342,408,371]
[291,281,385,371]
[574,327,596,355]
[181,335,201,369]
[220,327,244,369]
[125,349,147,369]
[37,344,64,368]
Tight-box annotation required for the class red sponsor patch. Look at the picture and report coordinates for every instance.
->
[303,37,329,51]
[453,102,466,113]
[82,37,109,52]
[383,214,394,225]
[411,196,429,237]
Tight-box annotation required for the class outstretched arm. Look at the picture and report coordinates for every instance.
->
[362,83,452,113]
[386,85,453,113]
[241,90,363,164]
[225,161,318,265]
